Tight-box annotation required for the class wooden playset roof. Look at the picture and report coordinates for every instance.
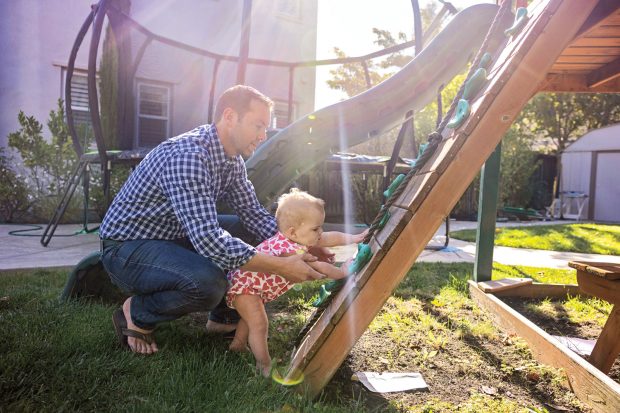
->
[541,1,620,93]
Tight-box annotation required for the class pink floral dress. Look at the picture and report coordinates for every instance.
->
[226,232,306,308]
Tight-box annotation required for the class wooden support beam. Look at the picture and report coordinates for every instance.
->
[469,281,620,413]
[587,56,620,87]
[538,73,620,92]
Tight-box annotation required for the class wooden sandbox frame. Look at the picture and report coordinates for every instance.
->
[469,280,620,412]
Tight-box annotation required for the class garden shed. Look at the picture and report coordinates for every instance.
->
[561,123,620,223]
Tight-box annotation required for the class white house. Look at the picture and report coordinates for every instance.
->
[0,0,317,149]
[561,123,620,223]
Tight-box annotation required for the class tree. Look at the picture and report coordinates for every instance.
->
[523,93,620,154]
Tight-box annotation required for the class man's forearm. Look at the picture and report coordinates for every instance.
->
[240,252,286,275]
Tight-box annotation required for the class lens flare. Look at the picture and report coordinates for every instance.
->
[271,366,305,386]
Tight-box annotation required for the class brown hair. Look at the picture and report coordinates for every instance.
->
[275,188,325,231]
[214,85,273,122]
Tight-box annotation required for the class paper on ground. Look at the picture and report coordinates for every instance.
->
[552,335,596,357]
[353,372,428,393]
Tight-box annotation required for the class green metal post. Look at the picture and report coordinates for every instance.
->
[473,142,502,282]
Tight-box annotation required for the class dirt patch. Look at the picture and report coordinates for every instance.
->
[315,295,588,412]
[503,297,620,384]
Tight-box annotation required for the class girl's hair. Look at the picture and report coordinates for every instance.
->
[275,188,325,230]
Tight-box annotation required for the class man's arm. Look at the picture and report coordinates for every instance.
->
[160,151,257,271]
[240,252,326,282]
[307,260,347,280]
[225,164,277,241]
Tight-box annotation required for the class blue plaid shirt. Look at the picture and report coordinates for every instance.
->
[99,124,277,271]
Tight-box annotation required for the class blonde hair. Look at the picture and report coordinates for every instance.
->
[275,188,325,231]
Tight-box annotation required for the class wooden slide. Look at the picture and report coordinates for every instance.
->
[285,0,600,397]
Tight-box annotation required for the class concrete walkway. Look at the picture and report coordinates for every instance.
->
[1,221,618,272]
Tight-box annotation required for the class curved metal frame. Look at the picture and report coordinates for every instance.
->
[66,0,441,161]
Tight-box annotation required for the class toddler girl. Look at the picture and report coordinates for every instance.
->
[226,188,365,376]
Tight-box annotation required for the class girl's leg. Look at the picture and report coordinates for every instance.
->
[232,294,271,376]
[229,318,249,352]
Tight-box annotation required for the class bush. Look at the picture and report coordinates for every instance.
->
[0,148,30,222]
[6,100,83,223]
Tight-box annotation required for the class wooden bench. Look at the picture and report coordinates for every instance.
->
[569,261,620,374]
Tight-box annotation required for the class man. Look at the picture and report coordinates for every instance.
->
[100,85,327,354]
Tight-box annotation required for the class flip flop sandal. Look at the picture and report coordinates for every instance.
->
[112,308,154,349]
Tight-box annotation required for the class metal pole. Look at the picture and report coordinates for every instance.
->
[236,0,252,84]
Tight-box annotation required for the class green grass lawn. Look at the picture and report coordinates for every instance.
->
[450,223,620,255]
[1,264,597,412]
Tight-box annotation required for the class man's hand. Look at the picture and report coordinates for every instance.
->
[281,253,328,283]
[307,246,336,264]
[241,251,329,283]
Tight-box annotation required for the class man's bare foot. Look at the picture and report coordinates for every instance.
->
[122,297,158,354]
[206,320,237,334]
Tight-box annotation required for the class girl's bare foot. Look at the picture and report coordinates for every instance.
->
[257,362,271,378]
[122,297,158,354]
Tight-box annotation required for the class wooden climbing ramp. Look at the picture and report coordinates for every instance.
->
[286,0,600,397]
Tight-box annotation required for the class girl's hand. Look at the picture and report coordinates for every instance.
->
[342,257,356,276]
[349,229,369,244]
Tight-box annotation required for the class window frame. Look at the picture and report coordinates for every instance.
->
[273,99,297,129]
[135,80,172,148]
[275,0,302,23]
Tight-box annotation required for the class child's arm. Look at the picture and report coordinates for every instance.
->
[307,260,347,280]
[318,229,368,247]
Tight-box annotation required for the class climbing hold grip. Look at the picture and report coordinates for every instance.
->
[446,99,471,129]
[383,174,405,199]
[462,68,487,101]
[348,243,373,275]
[478,52,492,70]
[504,7,529,37]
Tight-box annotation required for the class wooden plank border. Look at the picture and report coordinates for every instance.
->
[490,282,585,299]
[469,280,620,413]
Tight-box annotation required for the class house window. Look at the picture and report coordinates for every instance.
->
[273,100,296,129]
[136,82,171,148]
[61,69,96,149]
[69,73,92,127]
[276,0,301,21]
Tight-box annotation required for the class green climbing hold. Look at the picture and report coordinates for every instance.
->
[462,68,487,101]
[504,7,529,37]
[348,243,373,275]
[478,52,492,70]
[312,284,332,307]
[446,99,471,129]
[325,278,345,292]
[383,174,405,199]
[378,209,391,231]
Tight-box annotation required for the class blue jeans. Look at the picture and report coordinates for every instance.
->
[101,215,258,330]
